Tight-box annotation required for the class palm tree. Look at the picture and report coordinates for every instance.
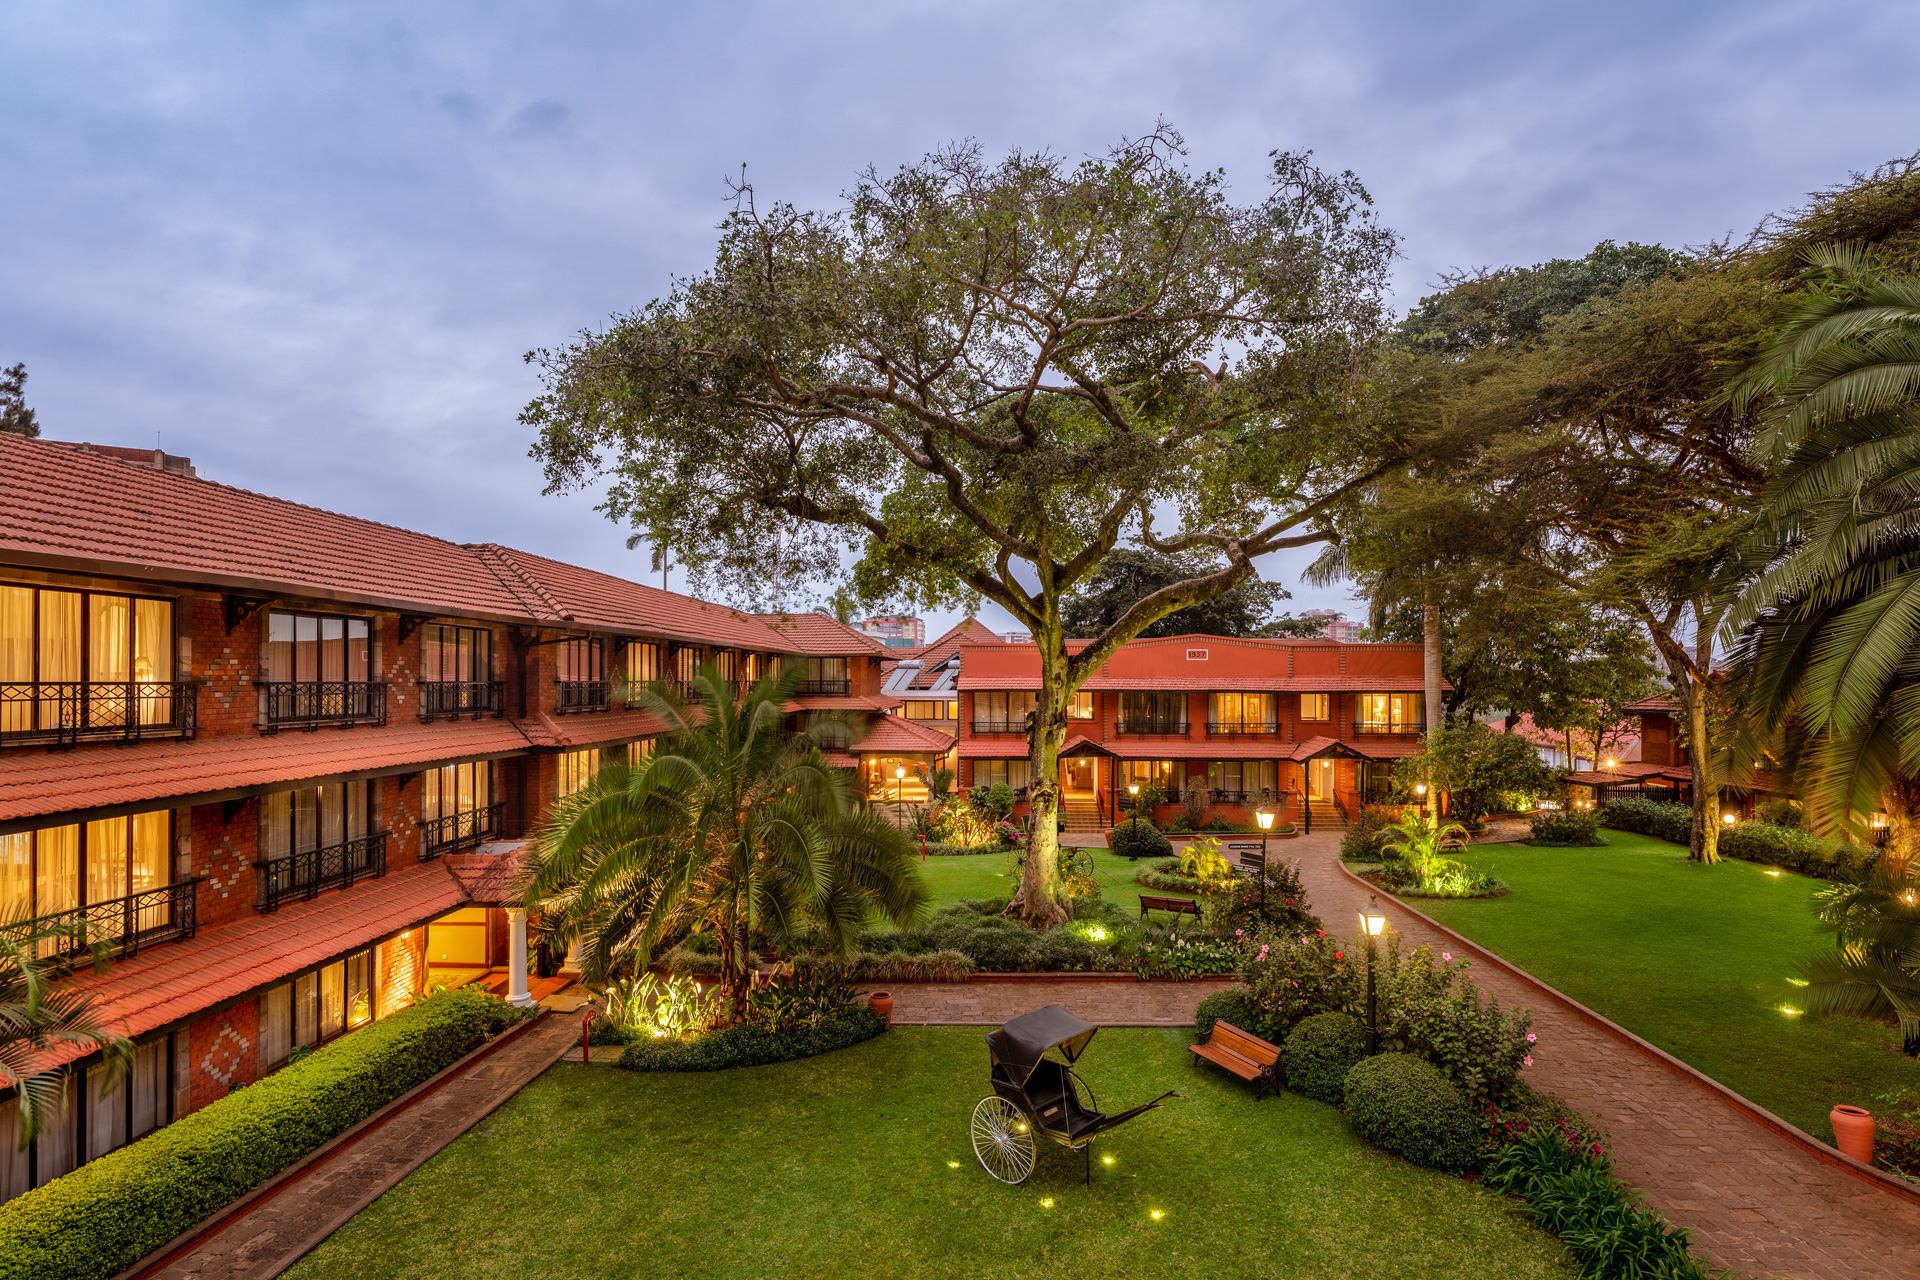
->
[1796,866,1920,1055]
[521,664,929,1017]
[1721,246,1920,864]
[1,917,132,1146]
[1376,811,1470,885]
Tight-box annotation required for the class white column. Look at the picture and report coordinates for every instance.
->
[505,908,535,1007]
[560,934,583,977]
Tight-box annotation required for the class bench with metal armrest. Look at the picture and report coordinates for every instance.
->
[1188,1019,1282,1100]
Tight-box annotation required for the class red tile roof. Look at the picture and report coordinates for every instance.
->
[1624,692,1683,714]
[520,708,670,749]
[479,545,794,651]
[0,434,539,621]
[443,841,528,905]
[956,673,1434,692]
[784,694,903,713]
[901,617,1003,688]
[1565,763,1693,785]
[0,720,535,825]
[953,737,1418,761]
[821,751,861,769]
[757,612,893,656]
[854,717,955,754]
[35,861,467,1071]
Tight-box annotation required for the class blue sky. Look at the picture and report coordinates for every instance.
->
[4,1,1915,637]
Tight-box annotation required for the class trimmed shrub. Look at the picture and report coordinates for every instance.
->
[1344,1052,1480,1172]
[1718,819,1880,883]
[618,1006,883,1072]
[1755,797,1805,829]
[1285,1012,1366,1104]
[0,989,525,1280]
[1193,986,1267,1040]
[1111,821,1174,861]
[1340,805,1395,861]
[1597,796,1691,844]
[1526,810,1604,846]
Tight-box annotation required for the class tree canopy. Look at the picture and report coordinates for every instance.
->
[1061,548,1297,639]
[523,126,1398,924]
[0,364,38,438]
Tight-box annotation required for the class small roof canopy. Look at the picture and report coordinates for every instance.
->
[986,1004,1099,1085]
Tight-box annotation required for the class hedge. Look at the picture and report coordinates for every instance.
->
[1718,819,1880,884]
[1596,796,1692,844]
[1111,822,1174,861]
[1525,810,1604,846]
[1284,1012,1366,1105]
[618,1007,884,1071]
[1343,1052,1480,1172]
[0,988,525,1280]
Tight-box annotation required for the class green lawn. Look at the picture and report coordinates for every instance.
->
[1416,831,1920,1141]
[286,1028,1572,1280]
[915,848,1163,916]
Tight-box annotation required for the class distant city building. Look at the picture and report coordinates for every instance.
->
[857,616,925,646]
[1003,630,1032,644]
[1301,608,1362,643]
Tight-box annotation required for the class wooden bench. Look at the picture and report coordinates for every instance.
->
[1137,894,1200,920]
[1189,1019,1282,1100]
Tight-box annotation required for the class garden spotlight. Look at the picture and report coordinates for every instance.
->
[1359,894,1386,1054]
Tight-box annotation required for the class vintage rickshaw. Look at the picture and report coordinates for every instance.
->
[969,1004,1180,1186]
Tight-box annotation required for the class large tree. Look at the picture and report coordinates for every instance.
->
[1,364,39,438]
[524,128,1397,925]
[1061,548,1293,639]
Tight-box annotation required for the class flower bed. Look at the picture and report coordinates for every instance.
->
[617,1007,885,1072]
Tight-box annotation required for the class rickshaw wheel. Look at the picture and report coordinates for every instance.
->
[971,1096,1037,1184]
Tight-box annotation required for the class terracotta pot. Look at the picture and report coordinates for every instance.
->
[1830,1105,1875,1163]
[868,991,894,1029]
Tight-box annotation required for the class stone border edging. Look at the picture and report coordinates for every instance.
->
[112,1008,551,1280]
[1335,859,1920,1208]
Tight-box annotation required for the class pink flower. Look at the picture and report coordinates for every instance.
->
[1526,1033,1536,1044]
[1441,952,1452,961]
[1235,929,1243,937]
[1523,1055,1534,1068]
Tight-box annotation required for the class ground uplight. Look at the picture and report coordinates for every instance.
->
[1150,1210,1164,1221]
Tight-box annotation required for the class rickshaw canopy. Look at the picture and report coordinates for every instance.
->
[986,1004,1099,1086]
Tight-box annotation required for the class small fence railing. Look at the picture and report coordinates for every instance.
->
[1353,718,1425,736]
[1115,717,1190,736]
[555,680,611,713]
[970,717,1030,734]
[417,680,503,721]
[259,681,387,731]
[419,802,504,860]
[254,833,388,913]
[1206,719,1281,737]
[1,879,203,964]
[796,678,852,697]
[0,681,197,748]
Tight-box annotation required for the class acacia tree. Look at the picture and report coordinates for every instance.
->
[525,128,1396,925]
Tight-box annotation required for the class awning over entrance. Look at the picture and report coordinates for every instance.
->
[1058,734,1114,758]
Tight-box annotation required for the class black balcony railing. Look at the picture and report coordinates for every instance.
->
[0,681,197,748]
[417,680,504,721]
[970,717,1030,734]
[797,677,852,697]
[419,802,504,860]
[1,879,204,966]
[555,680,611,713]
[1115,716,1190,736]
[1206,719,1281,737]
[259,681,387,731]
[1354,718,1425,736]
[254,833,388,913]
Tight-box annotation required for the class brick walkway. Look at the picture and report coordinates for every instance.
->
[1284,831,1920,1280]
[147,1011,578,1280]
[863,978,1217,1025]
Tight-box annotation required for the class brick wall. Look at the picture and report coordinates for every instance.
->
[375,929,428,1017]
[187,597,261,736]
[189,800,258,927]
[378,774,422,863]
[187,998,259,1112]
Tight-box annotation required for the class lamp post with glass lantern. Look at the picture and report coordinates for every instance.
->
[1127,782,1141,852]
[1414,782,1428,821]
[1359,895,1387,1054]
[895,764,907,826]
[1253,808,1275,908]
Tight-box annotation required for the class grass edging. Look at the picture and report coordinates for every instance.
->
[114,1009,551,1280]
[1335,858,1920,1209]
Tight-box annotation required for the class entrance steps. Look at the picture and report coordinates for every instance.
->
[1060,797,1105,832]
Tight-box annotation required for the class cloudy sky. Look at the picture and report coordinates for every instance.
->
[5,1,1915,637]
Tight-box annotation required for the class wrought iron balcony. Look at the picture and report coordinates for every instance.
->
[970,717,1030,734]
[419,802,504,860]
[797,677,852,697]
[1353,717,1425,736]
[1115,716,1190,736]
[0,681,197,749]
[1,879,204,966]
[1206,719,1281,737]
[259,681,387,732]
[253,833,388,913]
[418,680,504,722]
[555,680,611,713]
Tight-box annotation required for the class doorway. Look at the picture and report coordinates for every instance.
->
[1308,759,1335,801]
[1059,757,1096,795]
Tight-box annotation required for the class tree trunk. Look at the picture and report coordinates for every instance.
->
[1883,777,1920,878]
[1423,592,1443,735]
[1683,680,1720,863]
[1008,622,1071,928]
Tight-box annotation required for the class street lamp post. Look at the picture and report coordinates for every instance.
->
[1359,894,1387,1055]
[1127,782,1140,851]
[1414,782,1428,821]
[1254,808,1274,908]
[895,764,906,827]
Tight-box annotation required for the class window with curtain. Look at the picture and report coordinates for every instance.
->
[0,584,174,734]
[712,650,738,682]
[0,814,168,927]
[422,761,492,823]
[801,656,847,691]
[672,645,700,683]
[259,781,371,858]
[1300,693,1331,722]
[1207,760,1277,800]
[742,651,763,684]
[627,641,661,684]
[900,700,959,721]
[971,759,1031,790]
[420,624,490,683]
[558,638,604,683]
[259,984,294,1070]
[1357,692,1424,731]
[1209,692,1278,731]
[1118,691,1187,731]
[267,612,370,684]
[1120,760,1187,792]
[557,748,600,798]
[971,691,1037,730]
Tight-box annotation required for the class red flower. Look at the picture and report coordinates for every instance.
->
[1334,952,1343,960]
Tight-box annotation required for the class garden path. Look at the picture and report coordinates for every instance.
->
[140,1006,579,1280]
[1283,831,1920,1280]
